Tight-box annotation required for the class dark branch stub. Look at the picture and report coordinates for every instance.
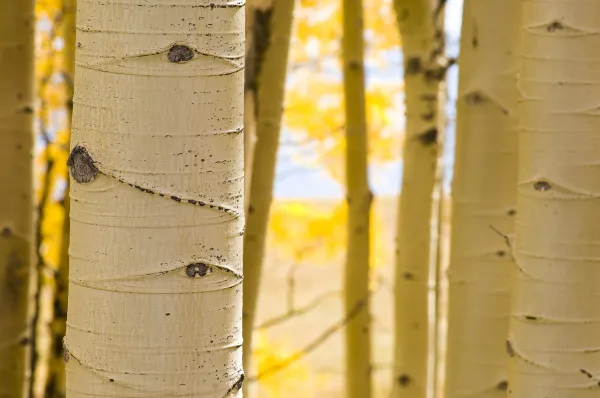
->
[185,263,211,278]
[506,340,515,358]
[398,374,412,387]
[405,57,422,75]
[465,91,485,105]
[402,272,415,281]
[63,338,70,363]
[168,45,194,63]
[224,373,245,397]
[496,380,508,391]
[234,374,244,390]
[67,146,98,184]
[417,128,438,146]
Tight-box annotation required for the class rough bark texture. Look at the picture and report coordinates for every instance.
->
[0,0,35,396]
[444,1,520,397]
[508,1,600,396]
[242,0,296,382]
[392,0,442,397]
[64,1,245,396]
[342,0,372,397]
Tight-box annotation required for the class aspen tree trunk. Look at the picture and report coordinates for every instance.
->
[64,1,245,396]
[0,0,35,396]
[46,3,77,397]
[392,0,442,396]
[244,1,256,213]
[508,2,600,396]
[431,76,447,398]
[444,1,520,397]
[242,0,295,381]
[342,1,372,397]
[431,6,447,395]
[433,195,450,398]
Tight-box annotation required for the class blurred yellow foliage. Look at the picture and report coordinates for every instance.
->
[269,200,388,269]
[286,0,404,181]
[35,0,73,270]
[292,0,400,63]
[253,331,316,397]
[33,1,74,395]
[284,74,404,180]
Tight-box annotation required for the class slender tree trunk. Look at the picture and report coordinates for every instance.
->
[431,6,447,396]
[392,0,443,396]
[341,1,372,397]
[46,2,77,397]
[444,1,520,397]
[431,78,447,398]
[64,1,245,396]
[0,0,35,396]
[242,0,296,383]
[244,1,257,214]
[509,2,600,396]
[433,194,450,398]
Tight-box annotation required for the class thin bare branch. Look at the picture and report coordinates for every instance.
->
[255,290,341,330]
[249,297,368,382]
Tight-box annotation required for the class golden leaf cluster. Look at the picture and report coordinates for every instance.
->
[269,200,388,269]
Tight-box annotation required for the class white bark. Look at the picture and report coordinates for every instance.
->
[65,1,245,396]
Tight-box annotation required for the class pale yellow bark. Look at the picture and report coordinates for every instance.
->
[341,1,372,398]
[0,0,35,396]
[64,1,245,396]
[392,0,441,396]
[433,195,450,398]
[242,0,296,381]
[444,1,520,397]
[508,2,600,396]
[431,9,447,395]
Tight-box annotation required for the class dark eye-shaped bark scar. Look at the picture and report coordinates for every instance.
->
[67,145,99,183]
[506,340,515,357]
[533,180,551,191]
[185,263,212,278]
[67,145,241,217]
[168,45,194,63]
